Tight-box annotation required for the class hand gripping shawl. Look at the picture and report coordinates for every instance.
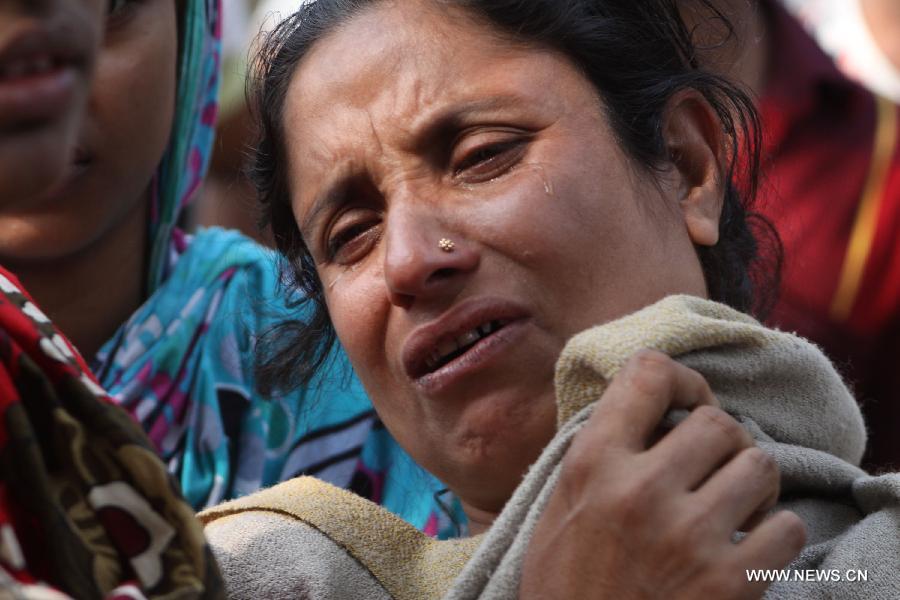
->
[93,1,459,534]
[200,295,900,599]
[0,267,223,599]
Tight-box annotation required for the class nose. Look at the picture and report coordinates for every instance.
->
[383,205,479,309]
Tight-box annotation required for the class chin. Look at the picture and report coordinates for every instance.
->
[0,216,95,264]
[0,125,73,201]
[443,428,551,513]
[440,389,557,489]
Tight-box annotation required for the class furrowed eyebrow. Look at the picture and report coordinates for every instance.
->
[299,179,351,242]
[298,95,527,238]
[406,95,527,154]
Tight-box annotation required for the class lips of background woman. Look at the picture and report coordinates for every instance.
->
[0,18,94,132]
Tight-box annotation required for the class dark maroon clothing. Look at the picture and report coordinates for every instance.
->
[758,3,900,468]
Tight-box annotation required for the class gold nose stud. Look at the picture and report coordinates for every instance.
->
[438,238,455,252]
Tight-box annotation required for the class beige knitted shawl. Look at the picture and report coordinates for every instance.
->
[200,295,900,599]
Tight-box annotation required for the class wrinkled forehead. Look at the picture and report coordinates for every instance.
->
[284,0,524,131]
[280,0,582,203]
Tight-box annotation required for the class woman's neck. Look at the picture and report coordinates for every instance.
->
[12,193,149,361]
[460,500,501,536]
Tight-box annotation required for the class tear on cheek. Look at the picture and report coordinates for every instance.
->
[522,162,555,196]
[325,260,367,290]
[327,271,347,290]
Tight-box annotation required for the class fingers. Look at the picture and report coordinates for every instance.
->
[650,404,755,489]
[589,349,776,535]
[532,347,804,600]
[696,446,781,534]
[589,350,719,452]
[733,511,808,597]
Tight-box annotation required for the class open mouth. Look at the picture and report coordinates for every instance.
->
[0,25,89,130]
[0,55,68,82]
[422,319,511,374]
[402,298,530,387]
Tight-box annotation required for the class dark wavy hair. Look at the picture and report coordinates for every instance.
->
[249,0,782,396]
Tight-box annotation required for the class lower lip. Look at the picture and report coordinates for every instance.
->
[414,318,531,395]
[0,66,78,130]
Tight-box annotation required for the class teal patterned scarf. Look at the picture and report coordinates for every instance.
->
[94,0,464,537]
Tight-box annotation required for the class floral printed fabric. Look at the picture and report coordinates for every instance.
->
[0,267,222,599]
[94,0,466,536]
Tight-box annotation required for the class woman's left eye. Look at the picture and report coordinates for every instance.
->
[452,137,527,182]
[107,0,139,19]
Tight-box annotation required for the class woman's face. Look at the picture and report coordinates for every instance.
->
[285,0,720,514]
[0,0,177,262]
[0,0,104,200]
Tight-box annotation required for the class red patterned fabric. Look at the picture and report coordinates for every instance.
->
[0,266,222,599]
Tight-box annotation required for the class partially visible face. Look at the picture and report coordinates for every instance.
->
[285,0,712,513]
[0,0,177,263]
[0,0,105,200]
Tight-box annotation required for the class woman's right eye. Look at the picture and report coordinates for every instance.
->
[326,219,381,265]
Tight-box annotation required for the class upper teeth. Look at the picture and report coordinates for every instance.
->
[0,56,56,80]
[425,320,507,370]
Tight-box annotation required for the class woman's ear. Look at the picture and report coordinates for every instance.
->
[663,90,726,247]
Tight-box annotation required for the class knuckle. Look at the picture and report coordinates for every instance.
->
[573,412,619,454]
[744,447,778,479]
[686,368,717,405]
[622,350,676,395]
[561,431,625,490]
[561,440,598,483]
[694,406,746,443]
